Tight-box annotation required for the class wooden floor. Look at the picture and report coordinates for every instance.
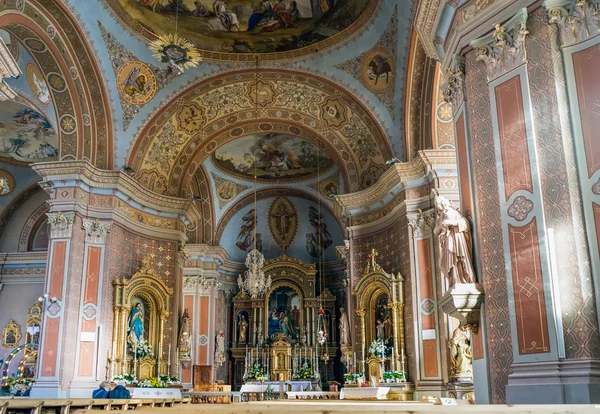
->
[101,401,600,414]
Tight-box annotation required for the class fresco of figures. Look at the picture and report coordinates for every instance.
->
[214,133,331,180]
[0,101,58,164]
[112,0,369,54]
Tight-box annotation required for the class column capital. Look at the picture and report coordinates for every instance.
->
[441,55,466,108]
[408,208,435,238]
[545,0,600,47]
[470,8,529,82]
[82,218,112,244]
[47,212,76,239]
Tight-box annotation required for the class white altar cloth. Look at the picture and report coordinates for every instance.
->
[240,381,317,393]
[340,387,390,400]
[129,387,182,398]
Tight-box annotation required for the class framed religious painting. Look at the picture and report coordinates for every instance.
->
[2,320,22,348]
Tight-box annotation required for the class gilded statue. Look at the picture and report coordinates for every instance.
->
[434,196,476,286]
[178,308,191,358]
[449,325,472,380]
[238,314,248,344]
[339,307,350,345]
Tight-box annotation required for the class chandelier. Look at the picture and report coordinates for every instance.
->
[238,249,271,299]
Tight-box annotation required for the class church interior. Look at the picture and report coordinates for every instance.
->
[0,0,599,410]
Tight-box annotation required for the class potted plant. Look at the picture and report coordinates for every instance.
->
[160,375,181,388]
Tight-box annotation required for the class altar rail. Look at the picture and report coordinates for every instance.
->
[183,391,242,404]
[0,396,190,414]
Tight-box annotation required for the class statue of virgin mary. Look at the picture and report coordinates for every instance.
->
[128,302,144,344]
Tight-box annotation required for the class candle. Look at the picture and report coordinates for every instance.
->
[391,347,395,372]
[353,352,356,373]
[401,348,405,363]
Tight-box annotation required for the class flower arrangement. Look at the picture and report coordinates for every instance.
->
[159,375,180,385]
[111,374,137,384]
[5,376,35,387]
[293,366,314,380]
[243,362,267,382]
[128,339,155,359]
[382,371,405,382]
[368,338,390,358]
[343,373,364,383]
[138,377,165,388]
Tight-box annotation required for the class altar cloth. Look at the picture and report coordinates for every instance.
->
[129,388,182,398]
[240,381,318,393]
[339,387,390,400]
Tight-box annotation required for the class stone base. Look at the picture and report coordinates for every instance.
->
[506,360,600,404]
[30,380,95,398]
[440,283,484,329]
[446,382,474,402]
[386,382,415,401]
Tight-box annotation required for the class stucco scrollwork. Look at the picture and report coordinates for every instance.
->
[545,0,600,47]
[47,212,75,239]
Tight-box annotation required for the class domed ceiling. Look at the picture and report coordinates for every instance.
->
[107,0,377,58]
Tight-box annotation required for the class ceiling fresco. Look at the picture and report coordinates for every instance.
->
[0,100,58,164]
[107,0,376,58]
[213,133,332,181]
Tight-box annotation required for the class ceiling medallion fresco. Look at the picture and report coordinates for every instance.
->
[213,133,332,181]
[106,0,378,60]
[361,47,395,94]
[130,70,391,196]
[0,101,58,164]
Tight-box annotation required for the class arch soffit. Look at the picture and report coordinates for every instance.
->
[0,2,113,168]
[128,70,393,196]
[214,187,343,245]
[118,273,173,316]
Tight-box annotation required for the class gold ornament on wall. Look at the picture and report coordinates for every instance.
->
[149,34,201,73]
[2,320,22,348]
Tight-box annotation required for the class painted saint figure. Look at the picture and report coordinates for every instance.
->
[128,302,144,344]
[213,0,241,31]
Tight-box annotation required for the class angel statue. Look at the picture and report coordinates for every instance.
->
[433,196,476,287]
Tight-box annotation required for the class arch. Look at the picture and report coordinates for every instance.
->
[0,1,113,168]
[0,184,42,240]
[128,69,393,196]
[191,167,215,245]
[19,203,48,252]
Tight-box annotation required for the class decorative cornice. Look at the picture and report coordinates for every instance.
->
[47,212,75,239]
[82,218,112,244]
[545,0,600,47]
[471,8,529,82]
[441,55,466,107]
[415,0,443,59]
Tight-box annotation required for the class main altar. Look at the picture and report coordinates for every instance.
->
[231,254,337,390]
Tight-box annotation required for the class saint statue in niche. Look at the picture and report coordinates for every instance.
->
[376,319,385,340]
[238,314,248,344]
[339,307,350,345]
[449,325,473,380]
[128,302,144,344]
[433,196,476,286]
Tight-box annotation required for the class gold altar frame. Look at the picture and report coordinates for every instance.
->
[355,249,405,372]
[113,261,173,376]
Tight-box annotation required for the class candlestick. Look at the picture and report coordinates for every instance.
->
[133,342,138,377]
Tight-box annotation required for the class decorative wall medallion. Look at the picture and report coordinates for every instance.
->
[2,320,21,348]
[46,25,56,39]
[361,47,395,94]
[26,63,50,105]
[23,38,46,53]
[47,73,67,92]
[176,102,206,134]
[198,334,208,346]
[507,195,534,221]
[116,61,157,105]
[69,67,79,80]
[83,305,97,319]
[83,114,91,126]
[16,0,25,12]
[437,102,453,122]
[0,169,16,196]
[320,97,348,128]
[247,81,276,107]
[268,197,298,251]
[47,302,61,316]
[420,298,435,316]
[592,178,600,195]
[59,114,77,134]
[216,180,238,202]
[319,178,339,199]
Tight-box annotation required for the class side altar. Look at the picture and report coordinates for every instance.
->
[111,255,172,378]
[231,254,338,390]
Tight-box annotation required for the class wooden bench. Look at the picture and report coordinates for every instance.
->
[0,397,181,414]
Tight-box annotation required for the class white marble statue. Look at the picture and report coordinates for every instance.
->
[339,307,350,345]
[433,196,476,286]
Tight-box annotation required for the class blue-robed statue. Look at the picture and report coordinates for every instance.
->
[128,302,144,344]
